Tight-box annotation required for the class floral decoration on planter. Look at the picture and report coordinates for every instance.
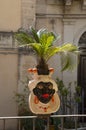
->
[15,27,79,115]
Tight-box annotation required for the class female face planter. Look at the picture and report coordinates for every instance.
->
[28,68,60,114]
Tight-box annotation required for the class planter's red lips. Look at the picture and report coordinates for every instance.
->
[42,94,49,98]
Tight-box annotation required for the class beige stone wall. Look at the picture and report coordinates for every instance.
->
[21,0,36,29]
[0,49,18,129]
[0,0,21,31]
[0,52,18,116]
[0,0,86,129]
[18,53,36,83]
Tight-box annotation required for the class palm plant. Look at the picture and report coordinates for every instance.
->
[15,27,79,74]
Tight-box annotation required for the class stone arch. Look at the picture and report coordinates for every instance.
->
[73,24,86,46]
[77,28,86,119]
[79,31,86,45]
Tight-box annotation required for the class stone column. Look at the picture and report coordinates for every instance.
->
[21,0,36,29]
[62,19,77,89]
[63,19,75,43]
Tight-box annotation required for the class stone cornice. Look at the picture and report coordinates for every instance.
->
[63,14,86,19]
[63,19,76,25]
[65,0,86,10]
[36,13,86,19]
[0,47,34,55]
[0,48,18,54]
[18,47,34,55]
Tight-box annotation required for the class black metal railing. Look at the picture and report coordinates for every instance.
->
[0,114,86,130]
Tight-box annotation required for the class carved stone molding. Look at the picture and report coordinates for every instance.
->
[46,0,61,5]
[65,0,72,6]
[64,0,72,10]
[63,19,76,25]
[83,0,86,5]
[0,32,15,48]
[82,0,86,9]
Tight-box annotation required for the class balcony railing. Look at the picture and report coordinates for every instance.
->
[0,114,86,130]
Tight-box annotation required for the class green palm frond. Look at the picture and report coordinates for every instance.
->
[37,28,47,38]
[44,46,60,61]
[59,43,78,52]
[58,43,79,71]
[15,32,35,45]
[40,33,55,47]
[61,52,77,71]
[37,28,60,46]
[30,27,40,43]
[29,43,43,57]
[15,27,79,72]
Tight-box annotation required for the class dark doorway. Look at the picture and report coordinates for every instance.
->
[78,32,86,122]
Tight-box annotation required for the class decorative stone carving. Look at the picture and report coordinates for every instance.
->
[82,0,86,9]
[83,0,86,5]
[64,0,72,10]
[65,0,72,6]
[0,32,14,48]
[47,0,61,5]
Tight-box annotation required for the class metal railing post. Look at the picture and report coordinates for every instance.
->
[75,116,78,130]
[18,119,21,130]
[3,119,5,130]
[33,118,35,130]
[46,116,50,130]
[61,117,64,130]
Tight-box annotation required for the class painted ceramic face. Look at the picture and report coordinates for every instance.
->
[28,68,60,114]
[33,81,55,104]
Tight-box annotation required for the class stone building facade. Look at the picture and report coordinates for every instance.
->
[0,0,86,129]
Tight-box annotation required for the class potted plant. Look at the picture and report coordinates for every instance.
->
[15,27,79,129]
[56,77,81,130]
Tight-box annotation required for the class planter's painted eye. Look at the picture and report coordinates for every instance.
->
[47,82,53,89]
[37,85,43,89]
[49,85,53,89]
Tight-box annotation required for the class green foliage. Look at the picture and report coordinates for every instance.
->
[56,77,81,128]
[14,78,29,113]
[56,78,81,115]
[15,27,79,71]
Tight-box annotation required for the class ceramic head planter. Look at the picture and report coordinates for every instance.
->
[15,27,79,115]
[28,68,60,114]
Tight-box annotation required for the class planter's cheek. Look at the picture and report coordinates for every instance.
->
[29,91,60,114]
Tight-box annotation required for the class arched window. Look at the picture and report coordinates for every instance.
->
[79,32,86,50]
[78,31,86,120]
